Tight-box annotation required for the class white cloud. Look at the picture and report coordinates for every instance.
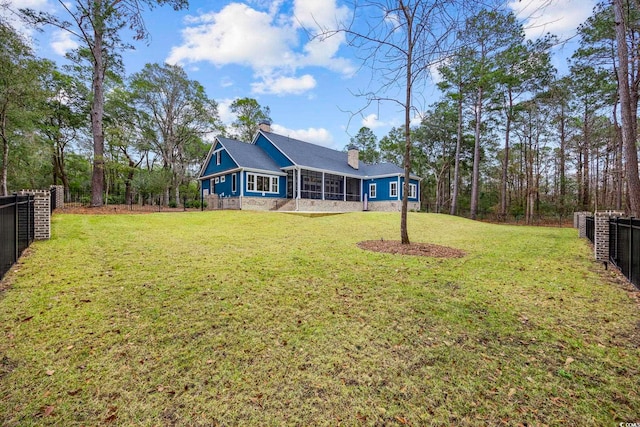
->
[361,113,387,129]
[410,113,423,128]
[50,29,78,55]
[508,0,597,40]
[217,98,236,125]
[166,1,353,96]
[292,0,349,31]
[166,3,297,71]
[252,74,316,95]
[220,76,234,88]
[271,124,335,148]
[1,0,51,39]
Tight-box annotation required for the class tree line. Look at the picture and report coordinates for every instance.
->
[345,1,640,223]
[3,1,640,221]
[0,7,270,206]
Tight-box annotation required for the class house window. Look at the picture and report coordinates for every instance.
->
[247,173,279,194]
[221,176,226,183]
[369,183,377,199]
[409,183,417,198]
[390,182,398,198]
[216,151,221,165]
[232,174,237,193]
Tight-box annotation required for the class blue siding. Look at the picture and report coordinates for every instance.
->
[201,141,238,177]
[210,172,241,197]
[255,134,294,168]
[362,177,419,202]
[243,172,286,198]
[201,179,210,195]
[363,176,399,201]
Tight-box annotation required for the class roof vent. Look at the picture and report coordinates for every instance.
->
[347,145,359,170]
[258,121,272,133]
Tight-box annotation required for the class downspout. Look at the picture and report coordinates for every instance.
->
[240,170,244,210]
[296,167,301,211]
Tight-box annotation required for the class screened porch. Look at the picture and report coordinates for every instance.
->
[286,169,361,201]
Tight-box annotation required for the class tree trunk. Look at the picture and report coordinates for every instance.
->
[500,90,513,221]
[582,111,590,211]
[90,8,105,207]
[614,0,640,216]
[0,136,8,197]
[470,85,483,220]
[400,0,412,245]
[0,109,8,196]
[559,104,567,219]
[450,86,463,216]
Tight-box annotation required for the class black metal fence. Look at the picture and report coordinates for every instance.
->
[0,195,35,280]
[609,217,640,289]
[50,186,57,213]
[586,215,595,244]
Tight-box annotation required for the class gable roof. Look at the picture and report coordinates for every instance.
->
[260,131,417,178]
[217,137,283,174]
[200,131,420,180]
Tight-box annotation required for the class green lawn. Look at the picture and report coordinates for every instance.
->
[1,211,638,426]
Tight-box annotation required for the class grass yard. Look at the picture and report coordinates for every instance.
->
[0,211,639,426]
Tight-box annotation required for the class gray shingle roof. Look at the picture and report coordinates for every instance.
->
[218,137,283,173]
[262,132,410,178]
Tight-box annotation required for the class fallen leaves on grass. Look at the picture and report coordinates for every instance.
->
[357,240,465,258]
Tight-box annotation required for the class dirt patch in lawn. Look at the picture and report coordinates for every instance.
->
[357,240,465,258]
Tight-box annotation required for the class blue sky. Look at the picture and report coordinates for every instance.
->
[6,0,595,150]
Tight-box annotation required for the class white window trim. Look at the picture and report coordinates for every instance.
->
[232,174,237,193]
[409,183,417,199]
[214,177,219,184]
[221,176,226,183]
[390,181,397,198]
[369,183,377,199]
[216,151,221,165]
[246,172,279,194]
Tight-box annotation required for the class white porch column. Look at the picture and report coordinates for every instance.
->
[343,176,346,201]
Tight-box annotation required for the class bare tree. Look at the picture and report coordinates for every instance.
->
[20,0,188,207]
[322,0,470,243]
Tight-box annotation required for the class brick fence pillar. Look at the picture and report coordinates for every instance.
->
[19,190,50,240]
[594,211,624,262]
[576,212,589,238]
[51,184,64,210]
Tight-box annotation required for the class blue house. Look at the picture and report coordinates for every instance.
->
[198,123,421,212]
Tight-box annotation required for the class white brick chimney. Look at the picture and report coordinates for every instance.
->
[347,145,359,170]
[258,121,272,133]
